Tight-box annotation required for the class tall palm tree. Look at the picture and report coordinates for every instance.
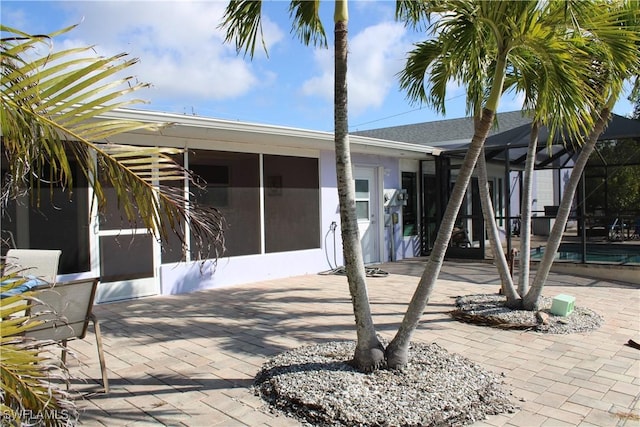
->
[476,146,520,303]
[220,0,384,371]
[385,0,604,368]
[482,0,603,304]
[525,1,640,310]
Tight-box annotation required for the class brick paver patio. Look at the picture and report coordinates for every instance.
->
[65,260,639,426]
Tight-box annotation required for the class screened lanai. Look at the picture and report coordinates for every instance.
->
[440,113,640,266]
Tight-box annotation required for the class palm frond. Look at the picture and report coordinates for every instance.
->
[219,0,266,58]
[289,0,327,48]
[1,25,225,256]
[0,269,77,426]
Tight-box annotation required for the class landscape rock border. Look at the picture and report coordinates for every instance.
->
[451,293,604,334]
[254,341,517,427]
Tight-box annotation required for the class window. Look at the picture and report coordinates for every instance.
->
[189,150,260,258]
[355,179,370,220]
[160,152,187,264]
[1,158,91,274]
[402,172,418,236]
[263,155,320,253]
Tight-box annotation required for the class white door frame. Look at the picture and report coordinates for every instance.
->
[354,165,383,264]
[87,158,162,303]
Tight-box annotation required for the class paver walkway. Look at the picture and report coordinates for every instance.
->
[66,260,639,426]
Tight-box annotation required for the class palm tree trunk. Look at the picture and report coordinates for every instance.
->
[333,0,384,372]
[523,108,610,310]
[386,51,508,369]
[476,148,519,306]
[518,120,540,296]
[385,108,497,368]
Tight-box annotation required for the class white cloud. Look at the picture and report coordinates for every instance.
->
[53,1,284,102]
[301,21,409,116]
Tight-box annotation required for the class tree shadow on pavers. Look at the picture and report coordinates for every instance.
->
[77,407,210,426]
[93,285,382,360]
[70,374,254,399]
[380,260,508,285]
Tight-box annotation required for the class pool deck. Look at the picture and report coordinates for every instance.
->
[66,260,639,426]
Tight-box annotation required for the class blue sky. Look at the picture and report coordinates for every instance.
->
[2,1,636,132]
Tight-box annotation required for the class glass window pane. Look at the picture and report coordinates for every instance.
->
[355,179,369,198]
[189,150,260,258]
[264,155,320,253]
[356,201,369,220]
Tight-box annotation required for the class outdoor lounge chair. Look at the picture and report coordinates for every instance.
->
[5,249,62,284]
[2,249,62,318]
[24,277,109,393]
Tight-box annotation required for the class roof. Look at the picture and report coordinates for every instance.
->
[99,108,438,159]
[456,113,640,169]
[356,111,640,169]
[353,111,533,147]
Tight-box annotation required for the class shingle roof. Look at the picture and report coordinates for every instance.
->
[352,111,533,147]
[354,110,640,169]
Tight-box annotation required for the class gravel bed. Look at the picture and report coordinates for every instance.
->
[452,294,603,333]
[254,341,517,426]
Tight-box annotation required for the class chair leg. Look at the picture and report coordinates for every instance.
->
[90,313,109,394]
[61,340,69,391]
[61,339,68,364]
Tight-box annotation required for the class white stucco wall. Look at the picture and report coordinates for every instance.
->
[159,249,328,294]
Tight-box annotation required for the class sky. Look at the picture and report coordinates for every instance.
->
[2,0,636,133]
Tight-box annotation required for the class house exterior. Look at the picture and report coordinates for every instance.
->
[359,111,640,267]
[1,108,440,303]
[9,108,630,302]
[355,111,554,257]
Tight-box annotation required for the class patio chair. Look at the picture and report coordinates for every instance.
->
[2,249,62,319]
[5,249,62,284]
[24,278,109,393]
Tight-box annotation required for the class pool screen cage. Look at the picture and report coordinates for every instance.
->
[438,113,640,266]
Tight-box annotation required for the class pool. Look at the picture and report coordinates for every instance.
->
[530,243,640,265]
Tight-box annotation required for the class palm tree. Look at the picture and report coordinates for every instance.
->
[482,0,603,304]
[385,0,607,368]
[219,0,638,371]
[220,0,384,371]
[1,24,226,423]
[476,147,519,304]
[1,24,225,256]
[525,1,640,310]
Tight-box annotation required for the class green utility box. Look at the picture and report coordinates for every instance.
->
[550,294,575,317]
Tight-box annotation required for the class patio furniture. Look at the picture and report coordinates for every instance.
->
[23,278,109,393]
[2,249,62,319]
[5,249,62,284]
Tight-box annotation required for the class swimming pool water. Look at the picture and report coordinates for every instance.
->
[530,243,640,265]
